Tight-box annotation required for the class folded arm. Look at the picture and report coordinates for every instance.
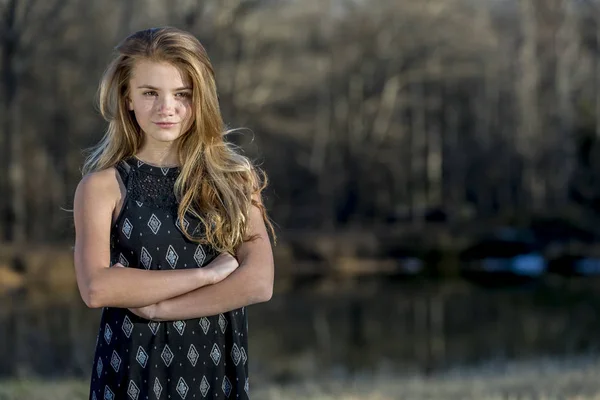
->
[73,168,217,309]
[148,200,274,321]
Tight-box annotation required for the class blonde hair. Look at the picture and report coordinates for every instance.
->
[83,27,275,253]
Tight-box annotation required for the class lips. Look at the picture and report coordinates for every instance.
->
[154,122,178,128]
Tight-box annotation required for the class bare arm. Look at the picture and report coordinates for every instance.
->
[148,200,274,321]
[73,168,224,309]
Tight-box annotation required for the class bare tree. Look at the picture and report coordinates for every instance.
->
[1,0,599,243]
[553,0,579,206]
[517,0,544,209]
[1,0,28,243]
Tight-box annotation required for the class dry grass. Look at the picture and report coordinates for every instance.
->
[0,380,88,400]
[1,357,600,400]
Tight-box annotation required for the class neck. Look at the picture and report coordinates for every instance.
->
[136,142,179,168]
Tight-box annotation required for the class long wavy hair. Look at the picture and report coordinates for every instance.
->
[83,27,275,253]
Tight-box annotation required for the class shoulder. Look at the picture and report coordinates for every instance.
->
[74,167,122,209]
[76,167,120,193]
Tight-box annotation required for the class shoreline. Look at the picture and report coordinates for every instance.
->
[2,355,599,400]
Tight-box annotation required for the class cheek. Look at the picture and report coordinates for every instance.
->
[180,103,193,120]
[181,105,194,131]
[133,101,155,117]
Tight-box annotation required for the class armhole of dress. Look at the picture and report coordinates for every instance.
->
[112,161,131,228]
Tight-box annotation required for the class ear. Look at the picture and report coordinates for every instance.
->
[127,98,133,111]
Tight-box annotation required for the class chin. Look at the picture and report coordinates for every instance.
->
[147,130,184,143]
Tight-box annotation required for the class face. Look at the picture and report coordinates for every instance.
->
[127,60,193,144]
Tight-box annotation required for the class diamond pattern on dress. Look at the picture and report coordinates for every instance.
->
[187,344,199,367]
[122,315,134,338]
[210,343,221,365]
[92,158,250,399]
[148,214,162,234]
[110,350,121,372]
[104,385,115,400]
[175,216,190,233]
[231,344,241,366]
[166,245,179,269]
[122,218,133,239]
[200,376,210,397]
[136,346,148,368]
[199,317,210,334]
[119,253,129,267]
[127,380,140,400]
[153,377,163,399]
[193,245,206,266]
[161,345,174,367]
[161,167,170,176]
[222,376,232,398]
[173,320,186,335]
[218,314,228,333]
[244,377,249,394]
[176,377,189,399]
[148,321,160,335]
[104,324,112,344]
[140,247,152,270]
[241,346,247,365]
[96,357,103,378]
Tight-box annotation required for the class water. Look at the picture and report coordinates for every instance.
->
[1,278,600,382]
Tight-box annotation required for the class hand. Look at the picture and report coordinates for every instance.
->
[203,252,240,284]
[129,303,158,320]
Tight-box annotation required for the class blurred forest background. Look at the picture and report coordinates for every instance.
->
[4,0,600,398]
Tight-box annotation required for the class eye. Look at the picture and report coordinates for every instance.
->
[175,92,191,98]
[143,91,158,96]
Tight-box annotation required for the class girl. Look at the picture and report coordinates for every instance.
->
[73,27,275,400]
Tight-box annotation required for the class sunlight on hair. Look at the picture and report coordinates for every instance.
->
[83,26,275,253]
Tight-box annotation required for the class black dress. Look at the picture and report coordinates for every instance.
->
[88,157,249,400]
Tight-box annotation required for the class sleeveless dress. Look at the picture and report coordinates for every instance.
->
[88,157,250,400]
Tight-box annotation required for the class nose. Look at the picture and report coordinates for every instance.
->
[157,94,175,115]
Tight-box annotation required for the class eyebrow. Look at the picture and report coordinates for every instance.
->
[137,85,192,91]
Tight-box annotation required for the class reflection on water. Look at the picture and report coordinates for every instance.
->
[1,279,600,382]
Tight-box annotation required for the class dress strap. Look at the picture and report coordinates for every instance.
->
[115,160,132,189]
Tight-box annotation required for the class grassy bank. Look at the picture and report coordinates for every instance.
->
[1,356,599,400]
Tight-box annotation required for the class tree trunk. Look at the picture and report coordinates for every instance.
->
[517,0,544,210]
[410,81,427,222]
[2,0,26,243]
[554,0,578,207]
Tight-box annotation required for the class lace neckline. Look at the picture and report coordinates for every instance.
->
[126,156,180,177]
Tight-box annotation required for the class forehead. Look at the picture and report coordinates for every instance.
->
[130,59,190,88]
